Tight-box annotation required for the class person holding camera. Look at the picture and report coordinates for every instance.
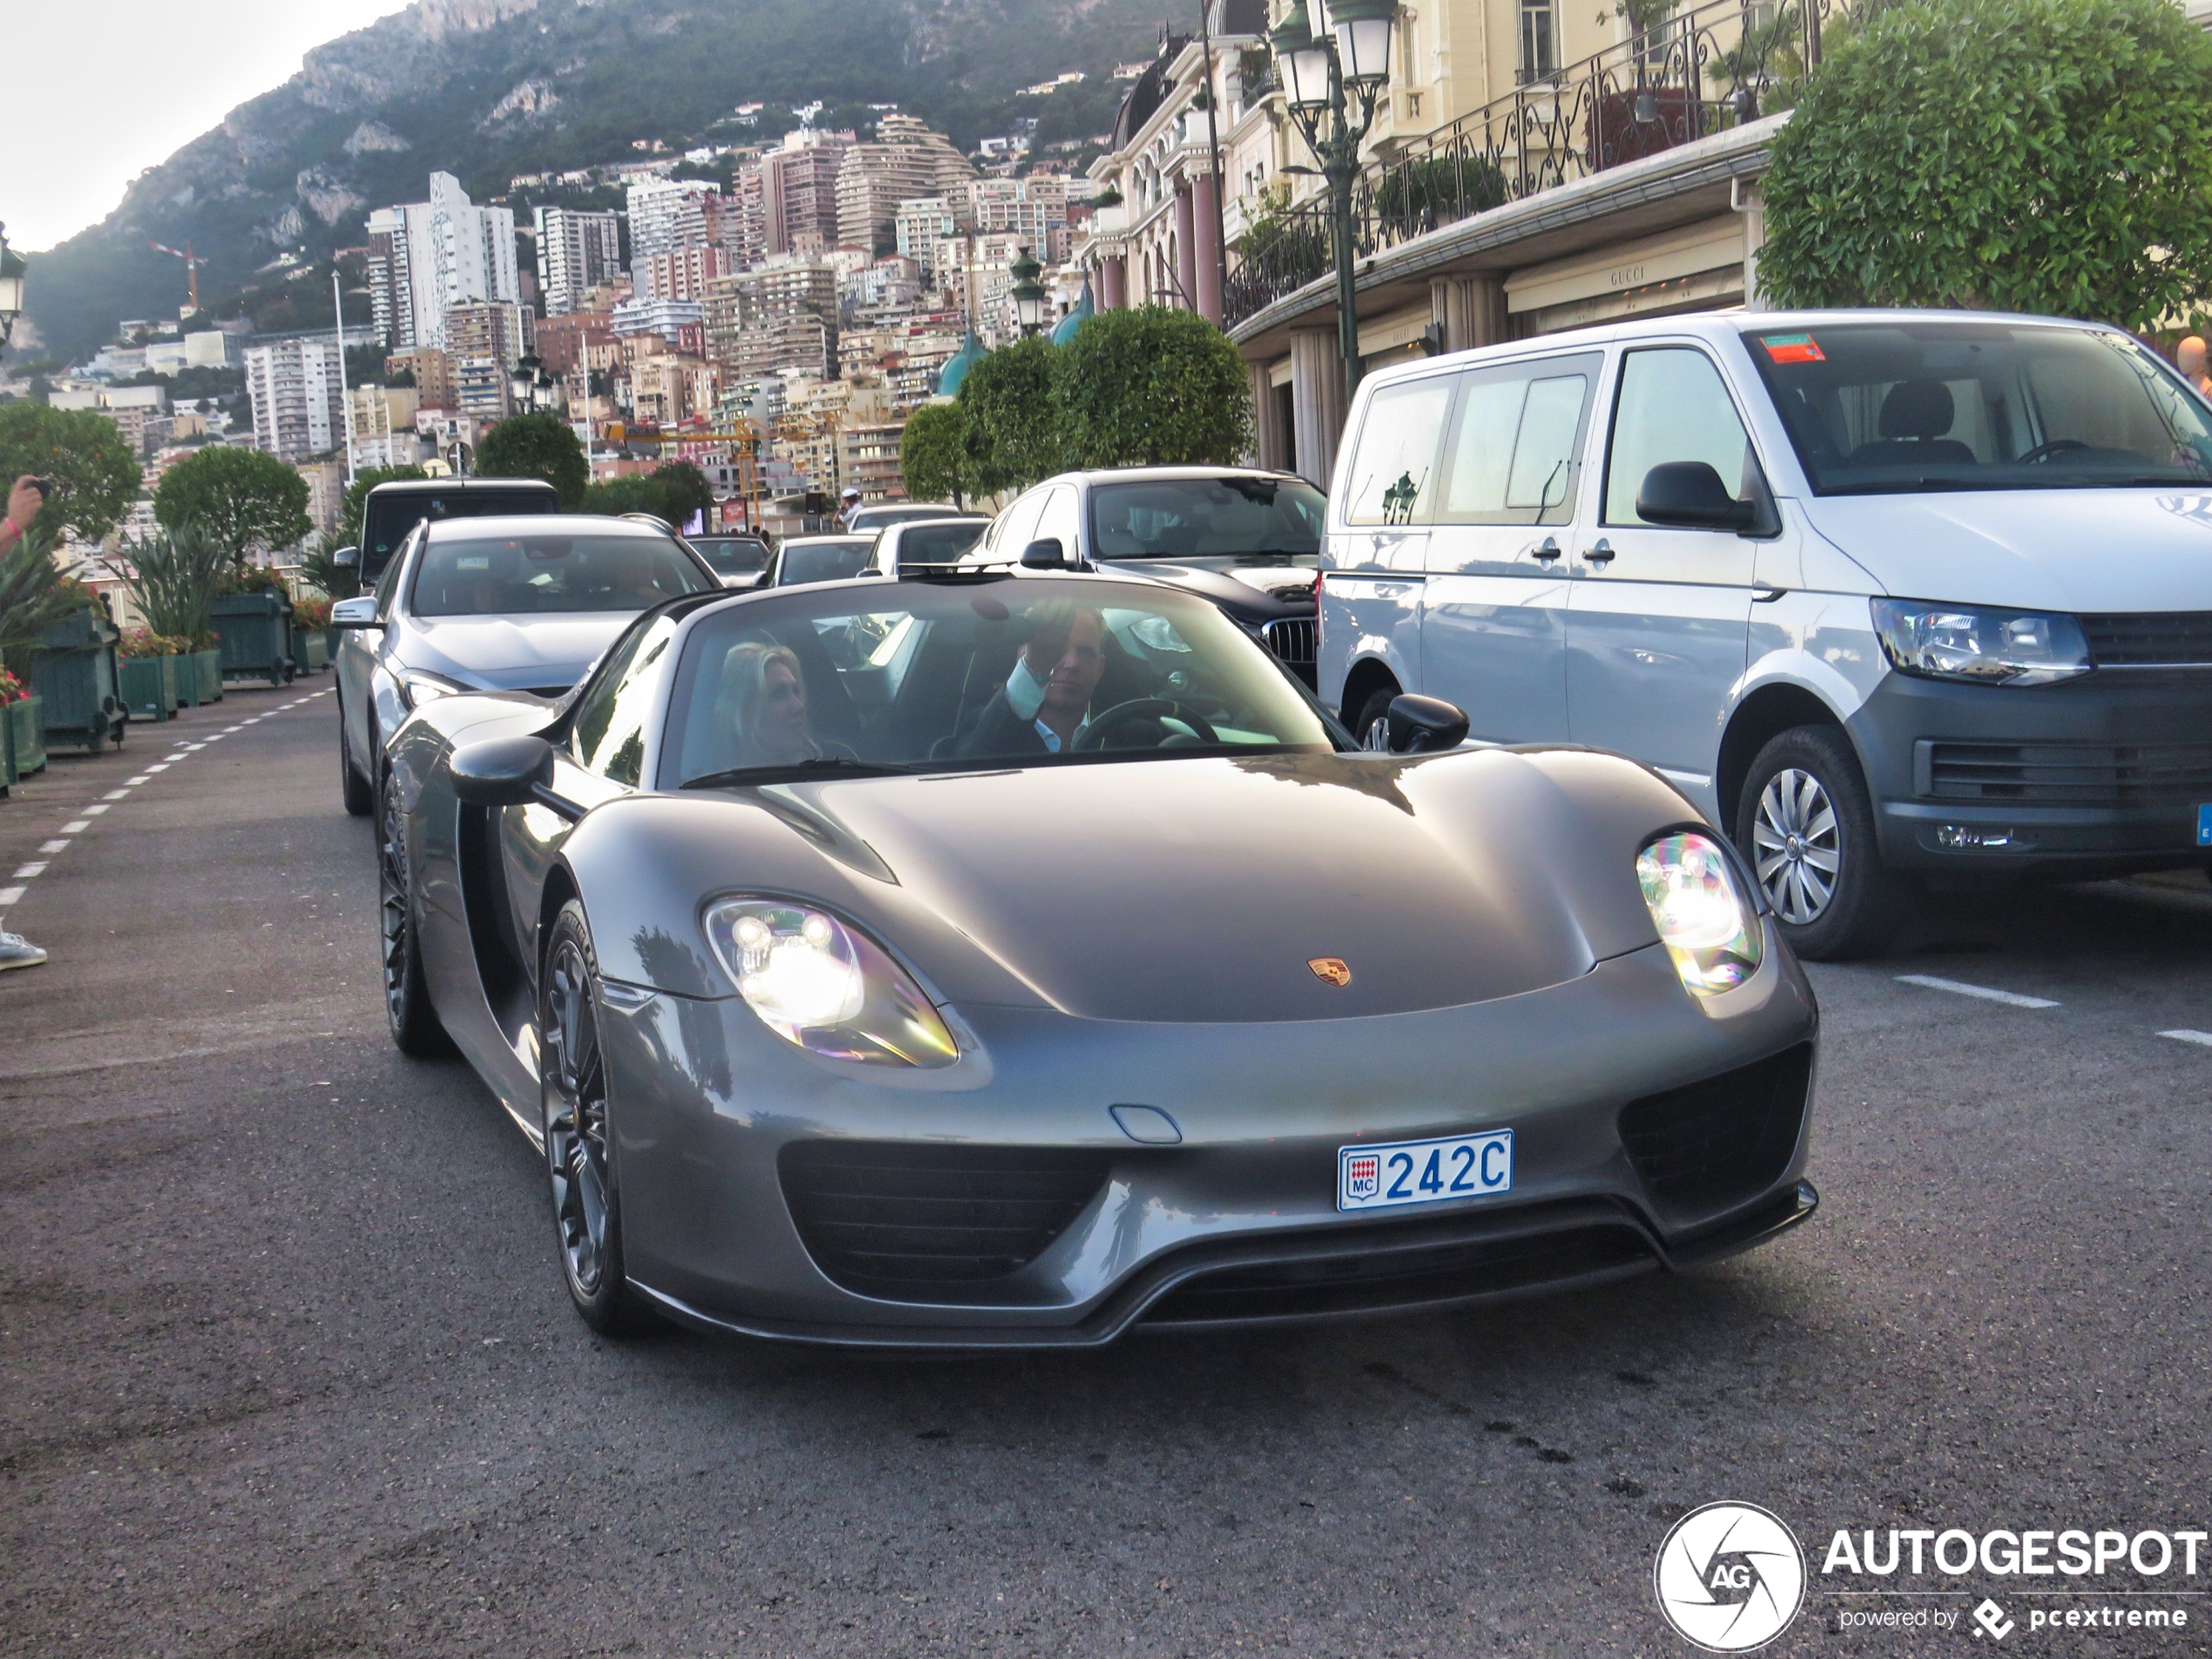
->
[1,474,51,973]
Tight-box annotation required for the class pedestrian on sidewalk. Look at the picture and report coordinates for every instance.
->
[1,474,53,972]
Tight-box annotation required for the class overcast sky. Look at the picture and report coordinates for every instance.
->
[1,0,411,252]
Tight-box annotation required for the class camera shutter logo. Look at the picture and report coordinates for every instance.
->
[1653,1501,1806,1652]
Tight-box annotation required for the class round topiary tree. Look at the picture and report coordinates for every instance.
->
[1759,0,2212,332]
[475,411,590,508]
[958,335,1064,495]
[899,402,973,507]
[152,446,313,570]
[1055,307,1253,469]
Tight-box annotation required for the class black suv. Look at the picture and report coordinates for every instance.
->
[343,477,563,589]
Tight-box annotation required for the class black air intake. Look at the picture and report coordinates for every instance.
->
[1617,1043,1814,1221]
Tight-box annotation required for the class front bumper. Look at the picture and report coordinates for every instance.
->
[1849,669,2212,877]
[600,934,1819,1348]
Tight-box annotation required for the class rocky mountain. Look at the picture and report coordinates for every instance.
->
[23,0,1161,361]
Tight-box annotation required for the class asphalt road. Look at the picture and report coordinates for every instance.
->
[3,680,2208,1659]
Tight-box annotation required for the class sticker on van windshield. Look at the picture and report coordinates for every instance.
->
[1760,333,1826,364]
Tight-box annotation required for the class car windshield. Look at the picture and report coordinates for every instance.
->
[893,522,987,565]
[853,504,960,530]
[410,532,718,617]
[777,539,875,585]
[690,536,769,577]
[665,578,1336,786]
[1741,321,2212,495]
[361,489,557,583]
[1088,476,1327,558]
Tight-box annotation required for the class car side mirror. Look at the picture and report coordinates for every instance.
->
[1386,693,1470,754]
[329,596,381,628]
[1022,536,1069,569]
[1635,462,1757,532]
[333,544,361,569]
[450,736,556,808]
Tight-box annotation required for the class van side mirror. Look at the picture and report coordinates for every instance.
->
[1636,462,1757,532]
[1386,693,1470,754]
[329,596,381,628]
[333,544,360,569]
[450,736,556,807]
[1022,536,1069,569]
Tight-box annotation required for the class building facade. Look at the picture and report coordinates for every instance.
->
[365,172,520,351]
[532,207,622,316]
[244,334,346,462]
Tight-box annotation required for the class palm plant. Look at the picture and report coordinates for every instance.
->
[0,523,73,679]
[122,521,228,650]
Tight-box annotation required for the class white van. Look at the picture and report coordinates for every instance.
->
[1319,309,2212,959]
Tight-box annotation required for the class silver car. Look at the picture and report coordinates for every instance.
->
[374,568,1819,1346]
[332,514,719,816]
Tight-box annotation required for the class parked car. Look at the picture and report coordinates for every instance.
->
[374,566,1817,1344]
[965,468,1325,685]
[686,532,773,589]
[1319,308,2212,960]
[765,533,879,587]
[868,516,991,574]
[846,501,969,535]
[341,476,563,590]
[330,515,720,817]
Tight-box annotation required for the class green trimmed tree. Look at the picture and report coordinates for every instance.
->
[476,411,589,508]
[958,335,1064,494]
[0,402,142,544]
[340,465,428,550]
[1759,0,2212,331]
[152,446,312,568]
[1055,307,1253,469]
[650,461,715,529]
[899,402,973,508]
[581,475,676,519]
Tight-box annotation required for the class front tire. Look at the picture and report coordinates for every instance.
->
[1352,685,1399,752]
[378,771,455,1056]
[1735,724,1903,961]
[339,698,374,816]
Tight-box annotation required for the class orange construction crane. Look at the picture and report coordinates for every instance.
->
[148,240,206,312]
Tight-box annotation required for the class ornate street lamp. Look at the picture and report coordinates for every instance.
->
[0,224,28,350]
[1010,246,1047,337]
[1271,0,1396,398]
[509,354,558,414]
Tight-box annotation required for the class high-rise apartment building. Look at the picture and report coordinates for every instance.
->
[244,334,346,462]
[364,173,519,350]
[752,130,854,260]
[894,197,968,283]
[532,207,622,316]
[625,179,720,266]
[836,114,975,252]
[636,245,738,304]
[968,175,1073,262]
[443,301,533,373]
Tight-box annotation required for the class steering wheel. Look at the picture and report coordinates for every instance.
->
[2018,438,2089,465]
[1074,698,1221,752]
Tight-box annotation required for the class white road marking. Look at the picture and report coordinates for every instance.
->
[144,764,169,773]
[82,805,109,816]
[124,777,150,786]
[1895,974,2060,1009]
[12,864,44,880]
[37,840,71,856]
[179,743,204,752]
[2159,1029,2212,1048]
[222,726,242,734]
[0,887,22,908]
[61,820,89,833]
[163,753,185,762]
[102,789,129,800]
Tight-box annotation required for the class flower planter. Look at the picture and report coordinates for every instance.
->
[4,694,46,781]
[290,624,329,673]
[178,649,224,707]
[118,654,182,722]
[32,606,128,754]
[211,593,296,688]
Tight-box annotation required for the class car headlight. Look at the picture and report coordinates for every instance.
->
[1871,598,2090,686]
[1635,832,1764,995]
[703,899,958,1069]
[398,670,469,706]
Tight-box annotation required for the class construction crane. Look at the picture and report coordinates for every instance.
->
[148,240,206,313]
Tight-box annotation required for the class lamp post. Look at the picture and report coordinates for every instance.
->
[1270,0,1396,398]
[0,223,26,351]
[1009,246,1047,338]
[509,354,557,415]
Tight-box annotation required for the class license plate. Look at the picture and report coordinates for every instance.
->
[1339,1130,1513,1212]
[2199,804,2212,846]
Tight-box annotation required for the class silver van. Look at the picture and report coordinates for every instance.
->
[1319,309,2212,959]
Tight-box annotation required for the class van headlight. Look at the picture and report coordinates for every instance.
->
[704,899,958,1068]
[1635,833,1764,995]
[1871,599,2091,686]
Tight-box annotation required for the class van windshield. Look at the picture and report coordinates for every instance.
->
[1740,321,2212,496]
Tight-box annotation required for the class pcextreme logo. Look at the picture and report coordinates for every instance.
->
[1654,1501,1809,1652]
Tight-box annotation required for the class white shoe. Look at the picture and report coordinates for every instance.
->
[0,931,48,971]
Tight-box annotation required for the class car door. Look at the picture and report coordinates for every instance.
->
[1568,345,1764,807]
[1419,351,1601,744]
[1320,373,1455,729]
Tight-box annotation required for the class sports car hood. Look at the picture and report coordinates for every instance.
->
[402,612,632,692]
[1800,490,2212,612]
[791,750,1649,1022]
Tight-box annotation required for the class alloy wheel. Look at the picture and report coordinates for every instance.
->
[377,782,411,1026]
[1751,766,1841,926]
[543,940,611,1298]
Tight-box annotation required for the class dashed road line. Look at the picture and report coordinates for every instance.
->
[13,863,45,880]
[0,887,22,908]
[60,820,89,833]
[1895,974,2060,1009]
[2159,1029,2212,1048]
[37,840,71,856]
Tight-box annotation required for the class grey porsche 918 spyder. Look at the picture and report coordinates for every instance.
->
[376,568,1818,1345]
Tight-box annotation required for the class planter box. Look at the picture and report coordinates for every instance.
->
[32,605,128,755]
[4,695,46,781]
[119,655,181,721]
[290,624,329,674]
[324,626,341,664]
[177,649,224,707]
[211,592,295,687]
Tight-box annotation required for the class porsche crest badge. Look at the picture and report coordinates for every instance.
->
[1307,956,1352,988]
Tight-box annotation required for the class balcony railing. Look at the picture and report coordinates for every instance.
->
[1223,0,1857,330]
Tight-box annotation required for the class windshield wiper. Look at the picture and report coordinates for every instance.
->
[681,757,913,790]
[1820,476,1993,496]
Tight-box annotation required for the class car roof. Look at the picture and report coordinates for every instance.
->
[882,516,990,533]
[366,477,559,496]
[781,533,875,546]
[419,513,673,541]
[1042,464,1312,489]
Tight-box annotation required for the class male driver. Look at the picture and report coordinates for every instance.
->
[1,475,51,972]
[956,604,1109,758]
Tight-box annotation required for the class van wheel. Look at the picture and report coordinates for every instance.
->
[1352,685,1399,752]
[1735,725,1903,961]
